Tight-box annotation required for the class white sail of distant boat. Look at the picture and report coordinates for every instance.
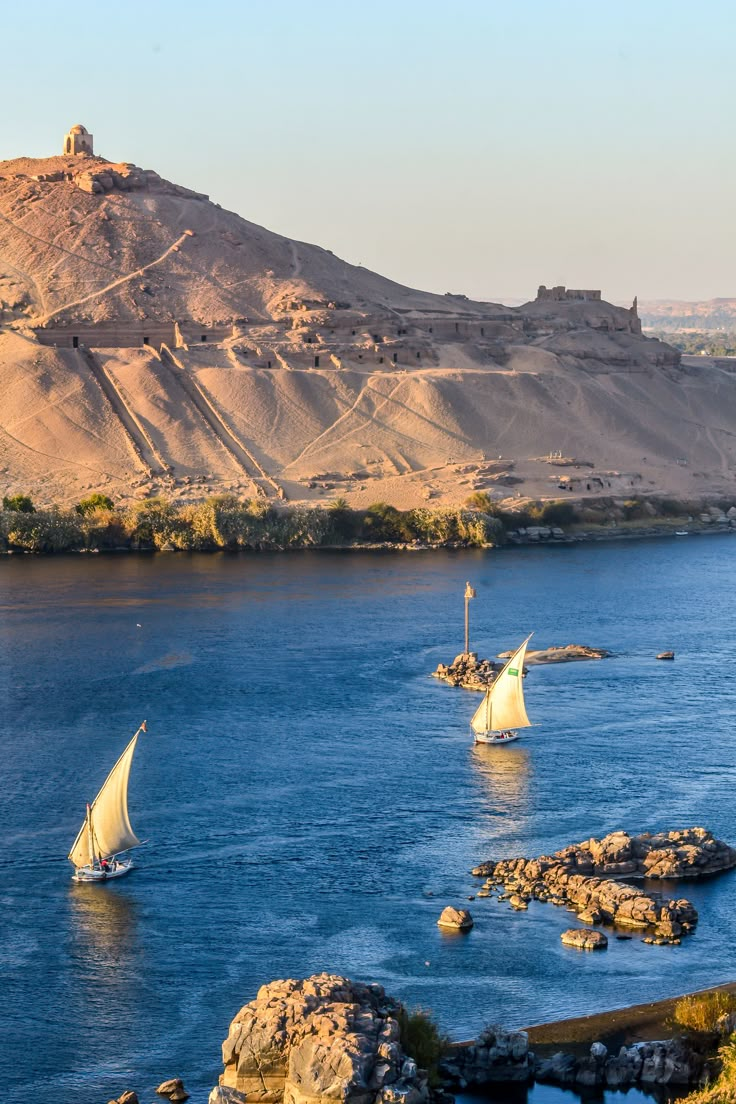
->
[471,636,533,745]
[68,721,147,882]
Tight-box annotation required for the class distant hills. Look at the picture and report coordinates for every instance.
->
[638,299,736,333]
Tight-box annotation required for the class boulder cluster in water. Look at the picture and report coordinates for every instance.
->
[432,644,610,690]
[471,827,736,944]
[433,652,501,690]
[107,1085,189,1104]
[211,973,435,1104]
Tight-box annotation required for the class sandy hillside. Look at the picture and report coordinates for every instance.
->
[1,142,734,509]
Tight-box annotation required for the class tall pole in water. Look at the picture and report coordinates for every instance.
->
[464,581,476,655]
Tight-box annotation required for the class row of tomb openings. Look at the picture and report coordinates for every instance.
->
[49,337,416,368]
[32,318,499,352]
[67,333,211,349]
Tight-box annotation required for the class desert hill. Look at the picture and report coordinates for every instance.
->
[1,133,735,510]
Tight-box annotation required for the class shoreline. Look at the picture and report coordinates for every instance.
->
[522,980,736,1055]
[1,522,734,557]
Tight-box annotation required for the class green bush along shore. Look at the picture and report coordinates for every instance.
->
[0,488,722,554]
[0,495,504,553]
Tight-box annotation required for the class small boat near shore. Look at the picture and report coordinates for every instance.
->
[68,721,147,883]
[470,636,533,745]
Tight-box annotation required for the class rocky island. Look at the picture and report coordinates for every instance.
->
[432,652,501,690]
[433,643,610,690]
[498,644,611,665]
[472,827,736,944]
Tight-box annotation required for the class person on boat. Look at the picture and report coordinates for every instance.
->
[100,856,110,873]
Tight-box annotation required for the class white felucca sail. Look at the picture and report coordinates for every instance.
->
[471,636,533,735]
[68,723,145,871]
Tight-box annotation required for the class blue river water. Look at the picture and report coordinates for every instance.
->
[1,538,735,1104]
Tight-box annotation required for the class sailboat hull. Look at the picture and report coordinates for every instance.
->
[473,730,520,745]
[71,858,135,883]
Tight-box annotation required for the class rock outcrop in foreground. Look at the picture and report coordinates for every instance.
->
[535,1038,708,1089]
[439,1026,532,1086]
[472,828,736,944]
[212,974,432,1104]
[440,1033,707,1090]
[112,972,730,1101]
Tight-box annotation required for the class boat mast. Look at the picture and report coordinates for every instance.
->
[464,582,476,656]
[86,803,94,867]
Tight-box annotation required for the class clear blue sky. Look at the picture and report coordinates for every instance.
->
[2,0,734,302]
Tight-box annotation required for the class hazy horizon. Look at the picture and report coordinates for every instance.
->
[2,0,734,304]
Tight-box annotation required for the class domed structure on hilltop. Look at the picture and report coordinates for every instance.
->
[63,124,93,156]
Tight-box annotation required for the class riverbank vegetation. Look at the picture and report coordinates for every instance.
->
[683,1036,736,1102]
[396,1007,450,1087]
[0,490,727,554]
[0,495,504,552]
[673,991,736,1037]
